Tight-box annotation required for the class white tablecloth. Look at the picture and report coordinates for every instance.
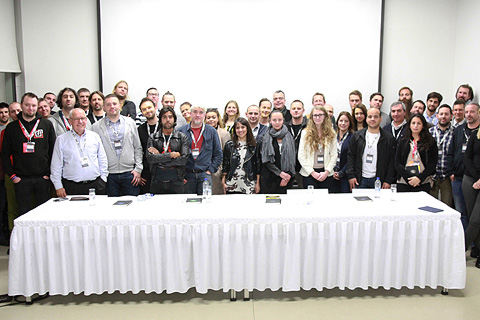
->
[8,191,466,296]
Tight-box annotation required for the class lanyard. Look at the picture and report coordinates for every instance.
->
[92,114,105,123]
[148,123,159,135]
[366,132,379,150]
[162,132,172,153]
[190,124,205,149]
[391,121,406,139]
[108,119,121,137]
[410,139,419,159]
[289,125,302,141]
[18,119,40,142]
[434,126,449,147]
[337,131,348,149]
[59,111,72,131]
[71,131,86,158]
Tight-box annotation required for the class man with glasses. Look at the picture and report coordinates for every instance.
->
[273,90,291,122]
[50,109,108,197]
[178,106,222,195]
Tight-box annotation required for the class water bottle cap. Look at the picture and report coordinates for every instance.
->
[376,177,380,180]
[204,178,208,181]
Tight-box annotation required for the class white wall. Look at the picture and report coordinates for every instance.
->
[453,0,480,102]
[11,0,480,114]
[381,0,458,108]
[16,0,99,99]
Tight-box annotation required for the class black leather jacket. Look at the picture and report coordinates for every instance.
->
[346,128,396,184]
[222,140,260,181]
[146,129,190,180]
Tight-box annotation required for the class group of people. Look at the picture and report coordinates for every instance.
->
[0,81,479,269]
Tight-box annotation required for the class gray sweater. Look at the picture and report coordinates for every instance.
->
[92,115,143,174]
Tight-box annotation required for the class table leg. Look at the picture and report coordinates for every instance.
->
[243,289,250,301]
[441,288,449,295]
[26,296,33,305]
[230,289,237,301]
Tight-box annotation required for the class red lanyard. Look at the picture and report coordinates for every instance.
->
[18,119,40,142]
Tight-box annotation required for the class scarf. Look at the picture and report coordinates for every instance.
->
[261,125,296,174]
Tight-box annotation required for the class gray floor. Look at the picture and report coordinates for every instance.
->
[1,246,479,320]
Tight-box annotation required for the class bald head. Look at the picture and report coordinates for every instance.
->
[69,108,88,136]
[8,102,21,121]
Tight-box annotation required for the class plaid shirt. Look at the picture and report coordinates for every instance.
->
[429,124,453,179]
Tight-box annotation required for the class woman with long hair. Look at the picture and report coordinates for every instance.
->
[353,104,368,131]
[112,80,136,120]
[222,117,260,194]
[206,108,231,194]
[463,114,480,268]
[259,111,296,194]
[222,100,240,134]
[331,111,354,193]
[394,113,437,192]
[298,106,338,190]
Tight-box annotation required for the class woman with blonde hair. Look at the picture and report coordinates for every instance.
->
[298,105,338,190]
[222,100,240,134]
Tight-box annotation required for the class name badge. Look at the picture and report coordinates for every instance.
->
[23,142,35,153]
[366,154,374,164]
[438,150,443,155]
[316,155,324,165]
[81,157,89,168]
[192,148,200,160]
[114,140,122,150]
[462,143,467,153]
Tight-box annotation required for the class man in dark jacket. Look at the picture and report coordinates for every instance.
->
[178,106,222,195]
[146,107,190,194]
[347,108,395,190]
[1,92,56,216]
[447,102,480,231]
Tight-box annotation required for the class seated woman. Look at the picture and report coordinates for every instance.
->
[222,117,260,194]
[332,111,354,193]
[353,104,368,131]
[206,108,231,195]
[222,100,240,134]
[298,106,337,190]
[259,111,296,194]
[394,114,437,192]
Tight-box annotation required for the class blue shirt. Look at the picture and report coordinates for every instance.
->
[178,123,222,173]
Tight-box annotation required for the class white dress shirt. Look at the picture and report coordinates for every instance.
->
[50,129,109,190]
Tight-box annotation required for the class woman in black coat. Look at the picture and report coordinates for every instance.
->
[394,114,437,192]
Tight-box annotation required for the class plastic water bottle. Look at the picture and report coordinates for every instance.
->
[374,177,381,198]
[202,178,212,203]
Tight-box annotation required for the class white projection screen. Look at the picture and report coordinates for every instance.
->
[100,0,382,115]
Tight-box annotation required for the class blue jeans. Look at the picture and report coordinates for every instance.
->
[106,172,140,197]
[185,171,211,195]
[452,178,468,230]
[359,177,376,189]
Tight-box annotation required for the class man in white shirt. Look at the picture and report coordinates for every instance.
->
[347,108,396,190]
[51,109,108,197]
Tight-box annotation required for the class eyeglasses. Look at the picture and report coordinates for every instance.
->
[312,113,325,118]
[72,117,87,122]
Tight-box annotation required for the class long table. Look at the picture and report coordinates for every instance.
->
[8,191,466,297]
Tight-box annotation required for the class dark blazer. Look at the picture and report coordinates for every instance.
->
[334,132,353,179]
[394,137,438,183]
[346,128,396,184]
